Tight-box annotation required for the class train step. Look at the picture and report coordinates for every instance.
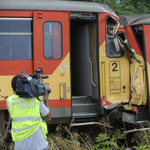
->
[72,96,92,103]
[72,103,96,113]
[72,96,97,115]
[72,112,98,118]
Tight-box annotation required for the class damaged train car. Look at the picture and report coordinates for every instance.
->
[115,14,150,126]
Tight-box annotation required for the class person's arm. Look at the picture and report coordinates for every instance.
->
[42,93,51,122]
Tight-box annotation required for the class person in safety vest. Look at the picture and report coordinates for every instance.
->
[6,75,51,150]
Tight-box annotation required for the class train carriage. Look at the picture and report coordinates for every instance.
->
[117,14,150,125]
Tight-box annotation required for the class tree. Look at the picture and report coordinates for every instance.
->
[129,0,150,14]
[66,0,150,15]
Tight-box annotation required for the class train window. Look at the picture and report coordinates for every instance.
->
[0,18,32,60]
[106,17,124,58]
[131,25,144,57]
[44,22,62,59]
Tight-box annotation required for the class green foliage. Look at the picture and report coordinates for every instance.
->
[65,0,150,15]
[90,133,118,150]
[133,130,150,149]
[48,133,55,140]
[132,122,150,150]
[129,0,150,14]
[113,129,125,139]
[101,0,150,15]
[132,145,149,150]
[46,123,150,149]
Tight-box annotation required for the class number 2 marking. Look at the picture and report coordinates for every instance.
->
[112,63,118,71]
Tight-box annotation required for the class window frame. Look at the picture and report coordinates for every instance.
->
[0,17,33,60]
[43,21,63,60]
[106,16,124,58]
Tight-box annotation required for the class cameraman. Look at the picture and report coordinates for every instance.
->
[6,75,51,150]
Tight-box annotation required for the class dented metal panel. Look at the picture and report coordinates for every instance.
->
[119,14,150,27]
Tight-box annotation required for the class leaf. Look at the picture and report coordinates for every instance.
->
[90,145,99,150]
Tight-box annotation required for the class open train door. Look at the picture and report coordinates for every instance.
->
[33,11,71,123]
[143,25,150,120]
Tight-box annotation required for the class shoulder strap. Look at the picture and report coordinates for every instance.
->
[21,71,41,101]
[38,77,48,101]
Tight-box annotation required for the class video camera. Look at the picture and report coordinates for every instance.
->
[16,68,51,101]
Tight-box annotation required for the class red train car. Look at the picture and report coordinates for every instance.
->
[117,14,150,125]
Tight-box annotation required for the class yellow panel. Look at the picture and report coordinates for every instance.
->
[99,41,130,104]
[46,53,71,100]
[130,59,147,106]
[109,61,121,94]
[0,76,14,99]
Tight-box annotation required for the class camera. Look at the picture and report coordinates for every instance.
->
[16,68,51,101]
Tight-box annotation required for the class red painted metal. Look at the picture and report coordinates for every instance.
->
[0,99,71,110]
[0,60,33,75]
[132,107,139,114]
[0,10,32,17]
[49,99,71,108]
[143,25,150,64]
[101,98,113,105]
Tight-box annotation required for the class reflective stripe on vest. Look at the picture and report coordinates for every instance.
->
[12,116,41,122]
[12,123,38,132]
[8,94,47,142]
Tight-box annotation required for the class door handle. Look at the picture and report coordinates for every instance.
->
[60,83,66,100]
[89,57,97,87]
[101,62,106,98]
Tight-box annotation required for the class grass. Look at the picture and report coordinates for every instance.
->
[47,122,124,150]
[2,118,150,150]
[47,125,94,150]
[46,121,150,150]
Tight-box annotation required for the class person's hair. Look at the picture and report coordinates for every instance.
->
[11,75,21,92]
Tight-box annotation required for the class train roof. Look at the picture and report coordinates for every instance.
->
[119,14,150,27]
[0,0,118,19]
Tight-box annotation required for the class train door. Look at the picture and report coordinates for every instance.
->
[33,11,71,122]
[70,13,100,119]
[99,16,130,105]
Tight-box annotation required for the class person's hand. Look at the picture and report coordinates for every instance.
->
[46,83,51,94]
[46,83,50,89]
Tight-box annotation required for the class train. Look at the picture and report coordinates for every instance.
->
[0,0,149,135]
[117,14,150,126]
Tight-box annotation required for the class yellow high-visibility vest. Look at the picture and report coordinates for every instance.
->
[8,94,48,142]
